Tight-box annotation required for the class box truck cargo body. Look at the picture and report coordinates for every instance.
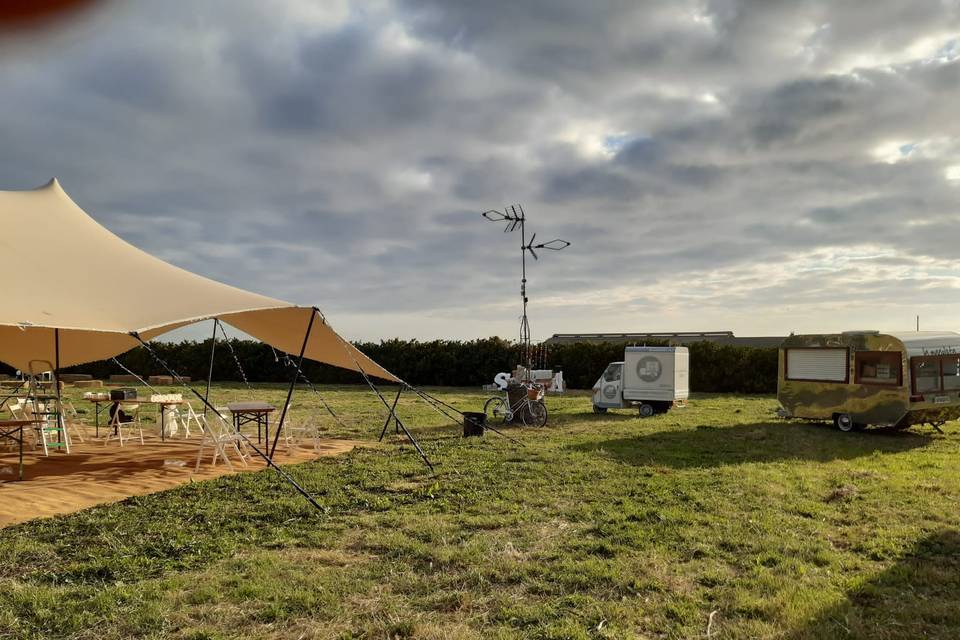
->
[592,346,689,416]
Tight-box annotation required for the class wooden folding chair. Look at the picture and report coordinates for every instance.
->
[104,403,144,446]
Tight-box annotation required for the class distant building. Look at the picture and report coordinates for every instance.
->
[543,331,784,348]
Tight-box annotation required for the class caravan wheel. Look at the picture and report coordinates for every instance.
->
[834,413,855,432]
[638,403,655,418]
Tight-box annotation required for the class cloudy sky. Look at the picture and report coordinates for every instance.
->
[2,0,960,342]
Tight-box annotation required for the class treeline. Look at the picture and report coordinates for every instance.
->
[55,337,778,393]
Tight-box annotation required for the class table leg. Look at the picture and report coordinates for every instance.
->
[18,426,23,481]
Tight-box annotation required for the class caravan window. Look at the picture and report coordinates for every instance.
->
[943,356,960,390]
[854,351,901,386]
[912,357,941,393]
[785,348,848,382]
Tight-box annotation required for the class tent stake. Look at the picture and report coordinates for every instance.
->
[379,387,402,441]
[129,332,325,512]
[269,309,317,458]
[204,319,218,416]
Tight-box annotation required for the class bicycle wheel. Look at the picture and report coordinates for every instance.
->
[484,396,511,423]
[522,400,548,427]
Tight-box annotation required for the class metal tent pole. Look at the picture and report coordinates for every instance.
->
[365,377,433,472]
[269,308,317,458]
[379,387,402,441]
[54,329,65,450]
[334,337,435,471]
[204,319,219,416]
[129,332,324,511]
[111,356,159,393]
[276,349,347,429]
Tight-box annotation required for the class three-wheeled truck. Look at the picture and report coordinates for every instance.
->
[592,346,689,416]
[778,330,960,431]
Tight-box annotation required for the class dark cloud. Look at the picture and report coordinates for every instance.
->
[1,0,960,340]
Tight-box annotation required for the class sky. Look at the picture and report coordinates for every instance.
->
[2,0,960,343]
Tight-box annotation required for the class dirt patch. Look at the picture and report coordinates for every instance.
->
[825,484,859,503]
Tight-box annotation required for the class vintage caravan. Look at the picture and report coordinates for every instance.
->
[592,346,689,416]
[778,331,960,430]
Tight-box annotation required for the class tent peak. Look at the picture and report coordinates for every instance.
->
[0,178,62,194]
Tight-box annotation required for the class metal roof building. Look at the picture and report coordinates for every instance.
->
[543,331,784,348]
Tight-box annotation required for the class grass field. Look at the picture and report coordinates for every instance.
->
[1,384,959,639]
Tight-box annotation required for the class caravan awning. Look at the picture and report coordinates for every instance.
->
[0,179,397,382]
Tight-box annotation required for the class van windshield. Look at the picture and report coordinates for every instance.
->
[603,364,622,382]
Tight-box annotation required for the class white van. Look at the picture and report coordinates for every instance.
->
[592,346,689,417]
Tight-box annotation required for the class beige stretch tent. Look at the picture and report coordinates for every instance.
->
[0,179,397,383]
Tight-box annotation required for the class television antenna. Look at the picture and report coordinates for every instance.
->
[481,204,570,375]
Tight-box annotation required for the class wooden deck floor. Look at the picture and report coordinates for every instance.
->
[0,428,362,528]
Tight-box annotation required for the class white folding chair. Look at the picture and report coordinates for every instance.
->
[194,408,249,472]
[175,401,205,438]
[62,400,87,443]
[104,403,144,446]
[282,407,326,454]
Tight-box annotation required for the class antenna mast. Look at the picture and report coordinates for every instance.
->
[481,204,570,376]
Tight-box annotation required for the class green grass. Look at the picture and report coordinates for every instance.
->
[2,385,959,639]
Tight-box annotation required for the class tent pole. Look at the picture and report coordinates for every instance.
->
[334,338,434,472]
[379,387,402,441]
[204,319,219,416]
[366,376,433,471]
[129,332,324,512]
[277,351,346,429]
[269,309,316,458]
[54,328,65,444]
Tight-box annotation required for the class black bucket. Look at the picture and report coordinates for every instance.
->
[463,411,485,437]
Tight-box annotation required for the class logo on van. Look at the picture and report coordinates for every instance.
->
[603,384,618,399]
[636,357,662,382]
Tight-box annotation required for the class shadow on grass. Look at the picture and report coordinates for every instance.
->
[569,421,932,468]
[790,530,960,639]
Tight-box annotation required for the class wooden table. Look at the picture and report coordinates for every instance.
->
[85,398,112,436]
[226,402,275,444]
[0,419,33,481]
[95,398,185,441]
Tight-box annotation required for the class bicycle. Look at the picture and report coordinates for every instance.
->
[483,381,548,427]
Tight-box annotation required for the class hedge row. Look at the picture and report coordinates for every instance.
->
[54,337,778,393]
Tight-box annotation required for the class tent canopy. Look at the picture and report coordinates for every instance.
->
[0,179,397,382]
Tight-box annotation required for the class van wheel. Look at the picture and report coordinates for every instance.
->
[834,413,855,432]
[638,404,655,418]
[592,405,608,414]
